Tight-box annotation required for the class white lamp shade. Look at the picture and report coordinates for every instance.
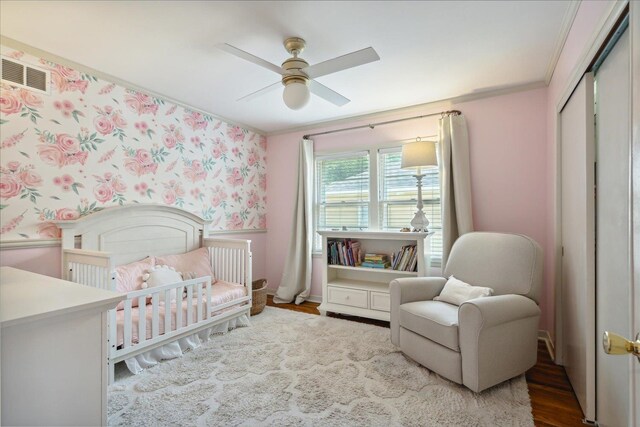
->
[401,141,438,170]
[283,81,310,110]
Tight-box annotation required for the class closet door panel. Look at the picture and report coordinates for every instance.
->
[595,27,631,427]
[559,72,596,421]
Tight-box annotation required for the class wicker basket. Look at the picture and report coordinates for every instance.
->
[251,278,268,316]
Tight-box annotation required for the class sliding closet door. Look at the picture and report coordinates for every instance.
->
[559,73,596,421]
[594,27,631,427]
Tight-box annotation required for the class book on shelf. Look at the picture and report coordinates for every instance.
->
[364,253,388,261]
[364,253,389,264]
[361,261,391,269]
[391,245,418,272]
[327,239,362,267]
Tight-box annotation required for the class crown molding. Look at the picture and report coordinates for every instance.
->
[555,0,629,113]
[545,0,581,85]
[0,35,267,136]
[266,80,547,137]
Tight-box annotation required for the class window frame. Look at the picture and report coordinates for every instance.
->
[314,150,371,237]
[313,140,442,266]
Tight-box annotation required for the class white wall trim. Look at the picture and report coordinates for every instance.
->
[554,109,565,365]
[538,329,556,361]
[0,36,265,136]
[631,3,640,426]
[267,81,546,137]
[555,0,629,113]
[304,295,323,305]
[208,228,267,235]
[0,238,61,249]
[0,229,266,249]
[545,0,581,84]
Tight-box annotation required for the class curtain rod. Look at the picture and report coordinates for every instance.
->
[303,110,461,139]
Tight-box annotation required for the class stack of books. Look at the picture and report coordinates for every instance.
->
[361,253,391,269]
[391,245,419,272]
[328,239,362,267]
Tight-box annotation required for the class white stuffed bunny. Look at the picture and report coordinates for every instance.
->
[142,265,183,303]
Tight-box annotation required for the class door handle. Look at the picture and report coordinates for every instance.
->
[602,331,640,362]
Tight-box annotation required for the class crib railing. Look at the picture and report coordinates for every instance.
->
[204,237,252,289]
[62,238,253,382]
[62,249,115,291]
[113,275,250,374]
[120,277,213,350]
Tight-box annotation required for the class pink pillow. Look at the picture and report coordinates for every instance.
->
[155,247,214,281]
[114,257,154,310]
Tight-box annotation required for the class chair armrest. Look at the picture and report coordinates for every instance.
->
[458,294,540,392]
[389,277,446,346]
[459,294,540,328]
[389,277,447,305]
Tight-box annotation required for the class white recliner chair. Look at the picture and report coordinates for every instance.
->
[390,232,543,392]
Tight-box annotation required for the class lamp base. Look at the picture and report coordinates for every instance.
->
[410,210,429,232]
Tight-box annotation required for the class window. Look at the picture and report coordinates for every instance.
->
[315,152,370,240]
[314,145,442,267]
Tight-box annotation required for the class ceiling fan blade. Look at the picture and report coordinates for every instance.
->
[308,80,350,106]
[304,47,380,79]
[217,43,284,75]
[236,81,281,102]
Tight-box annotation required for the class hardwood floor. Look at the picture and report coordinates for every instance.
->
[266,295,584,426]
[526,343,585,426]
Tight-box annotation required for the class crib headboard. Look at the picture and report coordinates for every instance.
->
[54,204,210,266]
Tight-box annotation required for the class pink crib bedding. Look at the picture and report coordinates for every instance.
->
[116,280,247,347]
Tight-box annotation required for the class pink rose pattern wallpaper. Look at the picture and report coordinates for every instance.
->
[0,48,267,239]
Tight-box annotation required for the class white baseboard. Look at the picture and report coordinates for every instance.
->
[266,289,322,305]
[537,330,555,361]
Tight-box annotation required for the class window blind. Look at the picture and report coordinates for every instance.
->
[315,152,370,235]
[378,148,443,266]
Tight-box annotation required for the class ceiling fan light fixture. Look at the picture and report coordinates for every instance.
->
[219,36,380,109]
[283,80,310,110]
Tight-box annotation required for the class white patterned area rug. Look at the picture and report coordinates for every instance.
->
[108,306,533,426]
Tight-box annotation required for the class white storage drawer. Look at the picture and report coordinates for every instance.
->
[327,286,368,308]
[370,291,390,312]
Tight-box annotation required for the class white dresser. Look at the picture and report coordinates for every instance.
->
[317,231,431,321]
[0,267,124,426]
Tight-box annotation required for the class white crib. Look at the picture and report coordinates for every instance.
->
[54,204,252,382]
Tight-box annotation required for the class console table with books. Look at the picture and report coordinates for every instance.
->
[317,230,432,321]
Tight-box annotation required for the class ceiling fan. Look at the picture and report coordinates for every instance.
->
[218,37,380,110]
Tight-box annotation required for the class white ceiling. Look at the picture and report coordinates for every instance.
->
[0,1,572,134]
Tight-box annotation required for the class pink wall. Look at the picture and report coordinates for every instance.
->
[544,0,615,340]
[267,87,550,327]
[0,246,61,278]
[267,1,616,337]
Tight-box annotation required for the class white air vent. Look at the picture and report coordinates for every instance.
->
[1,56,49,94]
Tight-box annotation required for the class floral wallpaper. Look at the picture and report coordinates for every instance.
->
[0,47,267,239]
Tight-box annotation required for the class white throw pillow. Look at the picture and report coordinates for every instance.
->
[142,265,184,303]
[433,275,494,306]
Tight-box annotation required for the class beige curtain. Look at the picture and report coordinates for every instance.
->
[439,114,474,266]
[274,139,314,304]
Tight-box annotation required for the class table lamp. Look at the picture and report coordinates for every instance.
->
[401,138,438,232]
